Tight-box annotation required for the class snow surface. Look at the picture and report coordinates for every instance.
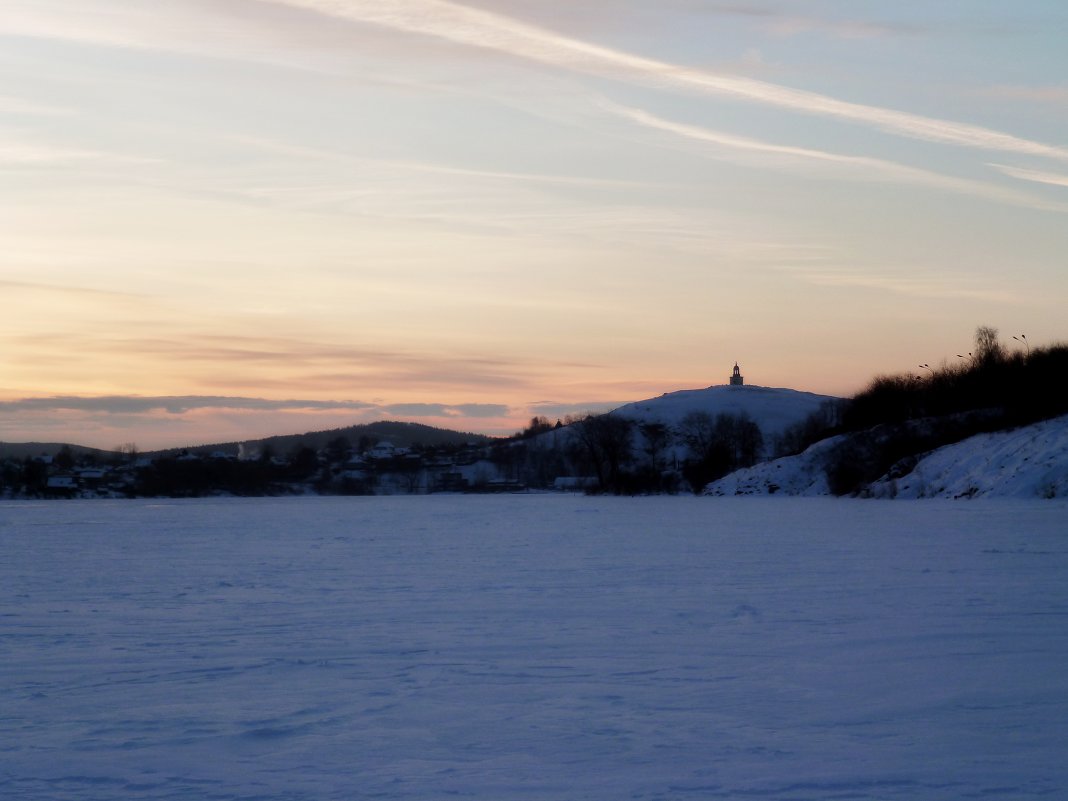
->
[707,413,1068,499]
[705,435,845,497]
[613,384,834,438]
[3,496,1067,800]
[868,413,1068,499]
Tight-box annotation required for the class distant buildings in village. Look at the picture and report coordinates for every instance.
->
[0,438,502,499]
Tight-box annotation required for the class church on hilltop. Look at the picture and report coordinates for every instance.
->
[729,362,744,386]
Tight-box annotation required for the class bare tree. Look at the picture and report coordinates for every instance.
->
[639,422,671,472]
[974,325,1005,365]
[676,410,764,492]
[569,414,634,494]
[676,411,716,458]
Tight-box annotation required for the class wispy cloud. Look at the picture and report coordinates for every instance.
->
[702,4,924,39]
[603,102,1068,213]
[7,329,539,395]
[778,266,1027,305]
[0,139,135,165]
[230,134,658,189]
[0,95,74,116]
[990,163,1068,189]
[0,279,146,300]
[264,0,1068,163]
[8,1,1063,164]
[0,129,159,166]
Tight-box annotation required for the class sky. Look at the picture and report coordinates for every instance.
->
[2,0,1067,450]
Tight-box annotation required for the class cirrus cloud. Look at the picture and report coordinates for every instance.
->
[264,0,1068,163]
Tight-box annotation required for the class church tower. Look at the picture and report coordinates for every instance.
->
[730,362,744,386]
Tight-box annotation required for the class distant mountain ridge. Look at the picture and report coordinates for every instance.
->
[0,421,493,461]
[0,442,113,460]
[148,420,494,458]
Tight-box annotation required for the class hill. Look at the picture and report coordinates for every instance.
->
[517,383,841,494]
[148,420,495,458]
[705,413,1068,500]
[611,384,838,446]
[0,421,493,463]
[867,414,1068,499]
[0,442,114,461]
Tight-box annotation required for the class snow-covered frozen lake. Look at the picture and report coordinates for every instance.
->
[3,496,1067,800]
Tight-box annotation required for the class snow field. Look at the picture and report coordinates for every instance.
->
[2,496,1067,800]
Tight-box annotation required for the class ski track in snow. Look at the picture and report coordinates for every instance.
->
[2,496,1067,800]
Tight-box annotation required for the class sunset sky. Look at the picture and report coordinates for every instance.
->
[3,1,1067,450]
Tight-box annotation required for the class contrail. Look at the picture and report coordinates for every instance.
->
[265,0,1068,163]
[606,102,1068,212]
[991,163,1068,188]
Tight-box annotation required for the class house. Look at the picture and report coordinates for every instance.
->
[76,468,108,490]
[368,441,397,460]
[45,475,78,498]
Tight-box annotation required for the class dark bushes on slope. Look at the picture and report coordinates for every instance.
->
[820,330,1068,495]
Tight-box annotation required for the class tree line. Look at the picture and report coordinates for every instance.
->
[773,327,1068,495]
[491,409,764,495]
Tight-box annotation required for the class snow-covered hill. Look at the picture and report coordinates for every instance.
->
[526,383,839,492]
[867,414,1068,499]
[612,384,836,441]
[704,434,844,497]
[706,413,1068,500]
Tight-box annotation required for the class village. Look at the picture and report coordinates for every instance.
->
[0,436,537,500]
[0,365,780,500]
